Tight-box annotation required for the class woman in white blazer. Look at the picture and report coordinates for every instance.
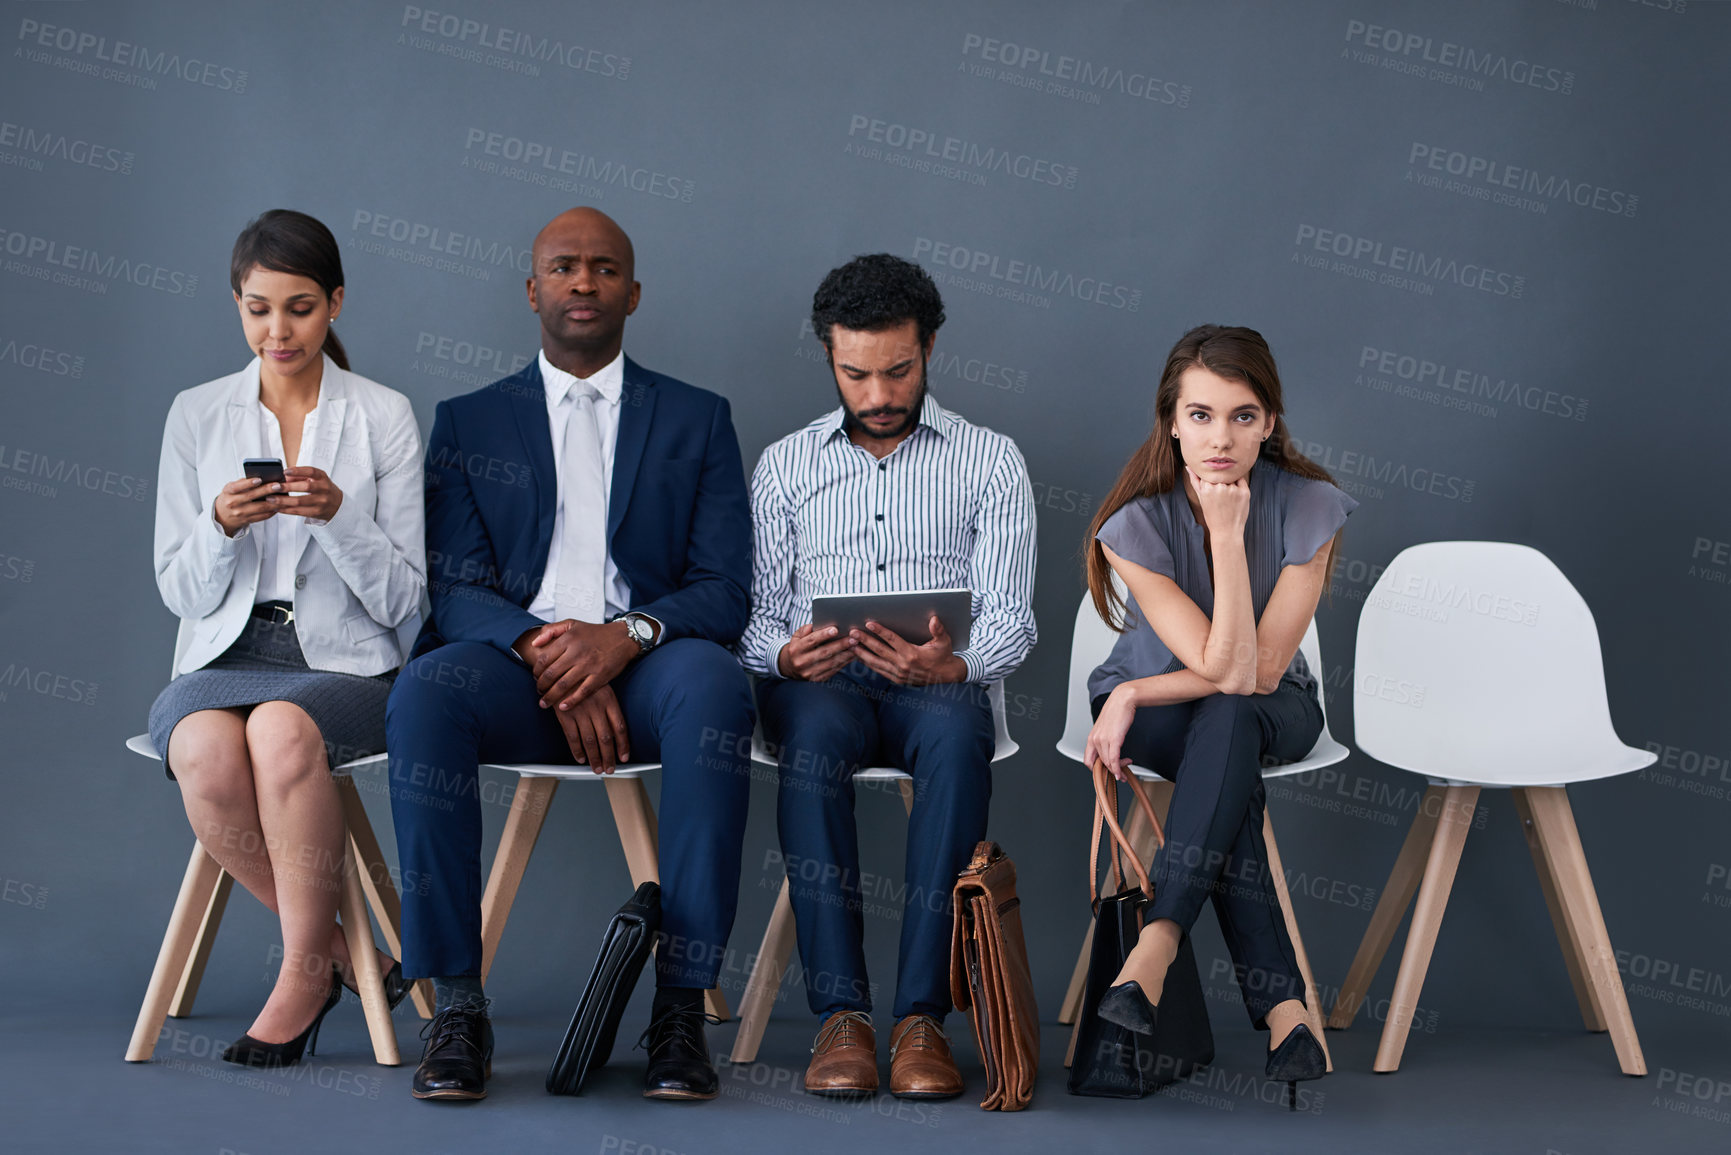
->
[148,210,426,1068]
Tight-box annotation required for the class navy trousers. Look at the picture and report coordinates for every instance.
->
[387,637,754,988]
[759,663,993,1021]
[1095,683,1322,1026]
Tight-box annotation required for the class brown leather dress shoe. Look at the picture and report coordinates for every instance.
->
[803,1011,878,1097]
[889,1014,963,1100]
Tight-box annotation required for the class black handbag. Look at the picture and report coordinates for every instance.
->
[546,881,661,1095]
[1067,759,1214,1098]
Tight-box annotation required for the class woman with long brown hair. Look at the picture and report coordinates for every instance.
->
[1081,324,1355,1101]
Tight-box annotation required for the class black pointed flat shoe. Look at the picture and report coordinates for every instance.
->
[1097,980,1159,1036]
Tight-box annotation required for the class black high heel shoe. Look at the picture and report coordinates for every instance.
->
[341,958,412,1012]
[1096,980,1158,1036]
[1265,1021,1328,1111]
[222,967,343,1069]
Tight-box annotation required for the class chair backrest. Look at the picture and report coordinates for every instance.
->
[1353,541,1637,786]
[1057,582,1336,763]
[749,677,1019,770]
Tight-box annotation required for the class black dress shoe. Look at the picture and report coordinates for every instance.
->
[1266,1022,1328,1110]
[1097,980,1158,1036]
[639,1006,722,1101]
[412,1000,494,1101]
[222,967,343,1068]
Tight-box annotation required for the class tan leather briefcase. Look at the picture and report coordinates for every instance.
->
[950,840,1040,1111]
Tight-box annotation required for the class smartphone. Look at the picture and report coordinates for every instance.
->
[244,457,285,482]
[243,458,285,498]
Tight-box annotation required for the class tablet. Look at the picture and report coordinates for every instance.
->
[810,588,973,652]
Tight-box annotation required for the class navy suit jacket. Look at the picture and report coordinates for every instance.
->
[414,356,751,659]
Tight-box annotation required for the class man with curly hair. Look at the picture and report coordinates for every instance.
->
[737,254,1037,1100]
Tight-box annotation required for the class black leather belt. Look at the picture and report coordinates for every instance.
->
[251,601,295,625]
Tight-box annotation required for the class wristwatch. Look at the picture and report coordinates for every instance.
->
[619,612,658,655]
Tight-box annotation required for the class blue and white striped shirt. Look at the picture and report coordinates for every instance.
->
[738,394,1037,683]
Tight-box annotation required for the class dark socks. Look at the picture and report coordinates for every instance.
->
[652,986,703,1016]
[432,975,485,1014]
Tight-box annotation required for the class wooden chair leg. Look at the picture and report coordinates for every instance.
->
[604,776,730,1021]
[729,876,797,1063]
[897,777,915,816]
[338,838,400,1066]
[169,869,233,1018]
[128,843,226,1061]
[1328,783,1447,1029]
[335,777,434,1020]
[1373,784,1478,1072]
[1511,788,1605,1033]
[1521,787,1646,1076]
[1262,809,1332,1072]
[479,775,559,984]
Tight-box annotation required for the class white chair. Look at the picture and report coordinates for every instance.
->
[467,759,730,1021]
[727,680,1018,1063]
[1054,586,1348,1068]
[1326,541,1649,1074]
[124,736,428,1066]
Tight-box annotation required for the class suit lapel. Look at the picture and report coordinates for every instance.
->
[609,356,657,540]
[301,356,348,478]
[508,361,559,551]
[224,359,267,477]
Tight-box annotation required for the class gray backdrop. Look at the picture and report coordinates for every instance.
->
[3,0,1727,1131]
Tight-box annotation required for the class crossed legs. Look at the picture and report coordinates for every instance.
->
[166,702,380,1043]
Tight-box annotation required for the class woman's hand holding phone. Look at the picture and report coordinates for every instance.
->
[213,476,282,537]
[267,466,344,521]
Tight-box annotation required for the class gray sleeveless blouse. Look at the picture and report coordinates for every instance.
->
[1088,462,1357,701]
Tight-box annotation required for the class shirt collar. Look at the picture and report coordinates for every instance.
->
[818,392,952,442]
[539,348,625,406]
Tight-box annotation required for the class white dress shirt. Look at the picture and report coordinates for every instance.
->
[738,393,1038,684]
[526,349,633,622]
[252,401,319,604]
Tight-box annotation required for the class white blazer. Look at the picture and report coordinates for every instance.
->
[154,355,427,678]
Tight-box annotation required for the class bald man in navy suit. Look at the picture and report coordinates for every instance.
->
[388,208,752,1103]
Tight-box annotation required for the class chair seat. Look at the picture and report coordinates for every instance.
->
[1374,739,1653,790]
[487,761,659,780]
[126,733,385,778]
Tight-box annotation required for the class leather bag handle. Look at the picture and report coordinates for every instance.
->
[1089,758,1165,904]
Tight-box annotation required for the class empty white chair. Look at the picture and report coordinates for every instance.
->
[728,681,1018,1063]
[1327,541,1649,1074]
[1054,585,1348,1068]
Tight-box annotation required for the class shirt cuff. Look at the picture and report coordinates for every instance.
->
[764,633,795,678]
[208,505,245,544]
[954,648,985,684]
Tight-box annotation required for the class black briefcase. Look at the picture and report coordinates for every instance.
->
[547,881,661,1095]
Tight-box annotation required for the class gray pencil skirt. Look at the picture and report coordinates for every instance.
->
[147,613,397,780]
